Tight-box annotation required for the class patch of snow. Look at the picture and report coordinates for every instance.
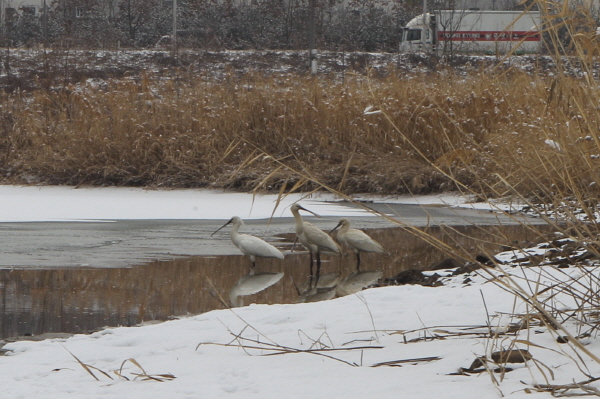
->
[0,185,598,397]
[0,186,526,222]
[352,192,530,213]
[2,263,600,398]
[0,186,370,222]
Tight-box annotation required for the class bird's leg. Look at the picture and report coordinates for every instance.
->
[356,253,361,272]
[316,253,322,287]
[308,255,314,289]
[250,261,256,275]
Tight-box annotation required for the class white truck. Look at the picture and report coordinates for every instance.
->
[400,10,543,55]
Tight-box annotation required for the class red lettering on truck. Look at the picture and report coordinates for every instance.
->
[438,31,541,41]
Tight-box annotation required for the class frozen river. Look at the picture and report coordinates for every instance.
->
[0,186,544,268]
[0,186,549,339]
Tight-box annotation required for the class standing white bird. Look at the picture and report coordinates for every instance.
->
[211,216,284,269]
[331,217,385,271]
[290,203,340,287]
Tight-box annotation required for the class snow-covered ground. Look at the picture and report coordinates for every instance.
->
[0,185,509,222]
[2,264,598,399]
[0,49,564,92]
[0,185,353,222]
[2,185,595,398]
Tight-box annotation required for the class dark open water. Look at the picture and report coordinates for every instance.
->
[0,224,549,340]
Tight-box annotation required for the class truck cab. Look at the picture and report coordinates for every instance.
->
[399,13,436,52]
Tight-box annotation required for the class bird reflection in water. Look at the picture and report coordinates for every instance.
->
[295,271,341,303]
[297,287,337,303]
[296,271,341,293]
[229,271,284,307]
[336,271,384,297]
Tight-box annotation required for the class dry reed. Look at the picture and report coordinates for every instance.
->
[0,48,596,197]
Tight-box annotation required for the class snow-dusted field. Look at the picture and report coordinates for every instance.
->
[1,185,596,398]
[0,49,563,90]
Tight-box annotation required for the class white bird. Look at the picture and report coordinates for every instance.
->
[290,203,340,287]
[229,271,284,307]
[212,216,284,269]
[331,217,385,271]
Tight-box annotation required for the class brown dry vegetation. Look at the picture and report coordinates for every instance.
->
[1,2,600,200]
[1,62,600,200]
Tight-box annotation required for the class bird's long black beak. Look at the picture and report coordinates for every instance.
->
[329,220,343,234]
[211,218,233,236]
[297,205,321,218]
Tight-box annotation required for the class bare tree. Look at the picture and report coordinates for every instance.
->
[116,0,170,47]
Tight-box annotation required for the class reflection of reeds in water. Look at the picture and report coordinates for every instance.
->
[0,224,551,339]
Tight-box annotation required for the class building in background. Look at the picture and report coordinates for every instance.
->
[0,0,44,18]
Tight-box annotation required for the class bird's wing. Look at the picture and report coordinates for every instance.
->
[303,222,340,254]
[345,229,385,253]
[238,235,285,259]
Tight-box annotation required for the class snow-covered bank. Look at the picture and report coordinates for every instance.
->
[0,185,497,222]
[2,265,598,399]
[3,185,588,398]
[0,186,343,222]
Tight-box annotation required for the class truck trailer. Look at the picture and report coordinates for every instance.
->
[400,10,543,55]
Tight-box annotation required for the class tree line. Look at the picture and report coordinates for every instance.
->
[2,0,421,51]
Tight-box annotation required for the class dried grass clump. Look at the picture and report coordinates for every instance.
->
[1,0,600,199]
[0,65,597,196]
[307,2,600,392]
[64,346,175,382]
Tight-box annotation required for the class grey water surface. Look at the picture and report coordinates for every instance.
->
[0,202,548,340]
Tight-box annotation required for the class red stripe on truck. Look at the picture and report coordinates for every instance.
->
[438,31,541,41]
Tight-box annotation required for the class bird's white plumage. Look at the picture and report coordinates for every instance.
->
[235,234,285,261]
[332,217,385,272]
[213,216,284,266]
[335,218,384,255]
[290,203,340,255]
